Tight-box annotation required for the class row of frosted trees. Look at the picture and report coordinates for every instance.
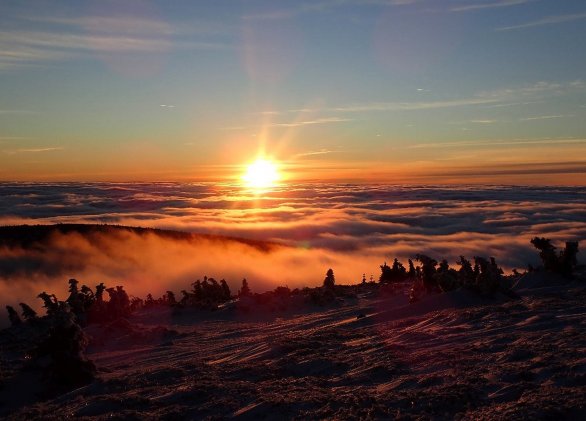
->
[375,238,579,301]
[6,237,580,326]
[141,276,252,310]
[6,237,580,327]
[7,279,133,327]
[376,255,505,298]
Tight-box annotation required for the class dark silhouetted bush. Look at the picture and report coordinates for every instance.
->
[33,310,96,392]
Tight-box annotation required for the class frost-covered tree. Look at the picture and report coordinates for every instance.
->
[180,290,192,305]
[416,254,438,292]
[323,268,335,290]
[530,237,580,277]
[6,305,22,326]
[473,257,502,296]
[67,279,79,300]
[238,278,251,297]
[380,259,408,284]
[531,237,558,272]
[392,258,406,277]
[220,279,231,301]
[560,241,579,277]
[457,256,475,286]
[209,278,222,301]
[434,259,458,292]
[20,302,38,320]
[165,291,177,305]
[80,285,95,309]
[95,283,106,304]
[38,292,59,316]
[145,293,155,307]
[100,286,131,318]
[379,262,392,284]
[192,279,203,300]
[408,259,416,279]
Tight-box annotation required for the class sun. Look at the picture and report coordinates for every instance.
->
[242,158,280,189]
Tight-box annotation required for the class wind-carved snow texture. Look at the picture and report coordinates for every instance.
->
[3,275,585,419]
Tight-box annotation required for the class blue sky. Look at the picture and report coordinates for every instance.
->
[0,0,585,182]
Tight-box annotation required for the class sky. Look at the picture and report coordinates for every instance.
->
[1,0,585,184]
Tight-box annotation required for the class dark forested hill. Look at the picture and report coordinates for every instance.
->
[0,224,276,252]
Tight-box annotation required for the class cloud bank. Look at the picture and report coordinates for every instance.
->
[0,182,584,319]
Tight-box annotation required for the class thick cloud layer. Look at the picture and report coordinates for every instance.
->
[0,182,584,319]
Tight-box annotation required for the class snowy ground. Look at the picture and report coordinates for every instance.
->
[2,274,585,420]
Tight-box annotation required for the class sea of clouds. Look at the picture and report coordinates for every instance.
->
[0,182,584,315]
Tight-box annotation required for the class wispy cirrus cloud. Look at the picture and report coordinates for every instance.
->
[519,114,575,121]
[269,80,585,117]
[451,0,533,12]
[219,117,351,131]
[243,0,420,20]
[470,119,498,124]
[0,13,230,70]
[0,109,36,115]
[3,147,63,154]
[0,30,228,54]
[267,117,352,128]
[331,97,500,112]
[520,114,573,121]
[1,31,172,53]
[496,12,586,31]
[219,126,248,131]
[483,100,542,108]
[294,149,338,158]
[0,136,31,141]
[244,0,535,21]
[476,80,585,99]
[427,161,586,177]
[29,15,228,37]
[407,137,586,149]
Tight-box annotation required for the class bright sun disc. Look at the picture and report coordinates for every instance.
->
[243,159,280,189]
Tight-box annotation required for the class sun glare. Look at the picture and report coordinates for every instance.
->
[242,158,280,189]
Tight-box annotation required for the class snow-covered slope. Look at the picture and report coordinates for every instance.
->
[2,279,585,420]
